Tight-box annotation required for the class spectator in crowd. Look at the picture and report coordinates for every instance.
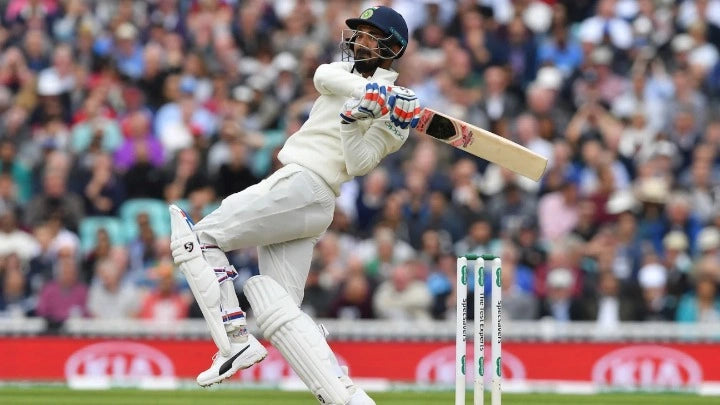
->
[676,272,720,323]
[87,259,140,319]
[513,216,546,271]
[114,111,164,172]
[501,247,538,320]
[697,227,720,261]
[112,23,144,80]
[538,20,583,78]
[315,232,356,288]
[454,215,500,258]
[538,173,580,243]
[328,269,375,320]
[0,208,39,262]
[358,225,415,280]
[635,177,670,254]
[81,227,112,283]
[373,262,432,321]
[301,263,332,319]
[665,193,702,254]
[538,267,577,321]
[611,203,644,280]
[638,263,677,321]
[155,76,215,155]
[449,158,483,222]
[574,270,641,325]
[662,231,693,299]
[79,152,125,216]
[418,229,448,269]
[120,121,165,200]
[572,199,599,242]
[486,180,538,236]
[0,253,33,318]
[425,191,465,243]
[355,167,390,236]
[0,140,32,204]
[694,256,720,287]
[127,212,159,281]
[214,136,258,199]
[206,118,242,177]
[403,170,432,249]
[578,0,633,51]
[138,261,189,322]
[161,146,210,203]
[472,65,521,133]
[35,246,88,328]
[0,174,22,222]
[25,171,84,232]
[26,223,57,296]
[427,252,457,320]
[70,95,123,155]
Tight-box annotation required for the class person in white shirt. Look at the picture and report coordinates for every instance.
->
[87,259,140,319]
[578,0,634,50]
[167,6,420,405]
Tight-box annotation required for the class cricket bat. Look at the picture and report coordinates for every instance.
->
[414,108,548,182]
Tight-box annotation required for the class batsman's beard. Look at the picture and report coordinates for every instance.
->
[353,52,382,74]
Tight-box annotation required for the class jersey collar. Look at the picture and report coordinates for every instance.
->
[371,66,398,83]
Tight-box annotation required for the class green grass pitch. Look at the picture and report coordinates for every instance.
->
[0,387,717,404]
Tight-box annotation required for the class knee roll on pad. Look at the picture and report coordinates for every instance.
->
[244,275,351,405]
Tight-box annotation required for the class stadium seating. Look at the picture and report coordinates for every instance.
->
[78,216,125,253]
[119,199,171,241]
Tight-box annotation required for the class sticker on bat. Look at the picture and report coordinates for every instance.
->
[449,124,474,148]
[416,109,434,132]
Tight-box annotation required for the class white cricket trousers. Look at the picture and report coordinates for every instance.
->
[194,163,336,305]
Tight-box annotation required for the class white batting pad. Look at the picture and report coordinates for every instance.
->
[169,205,232,356]
[244,275,351,405]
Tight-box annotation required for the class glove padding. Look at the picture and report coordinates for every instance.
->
[387,86,421,129]
[340,82,389,124]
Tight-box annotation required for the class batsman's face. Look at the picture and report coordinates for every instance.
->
[353,24,384,60]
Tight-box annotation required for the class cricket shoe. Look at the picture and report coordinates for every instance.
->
[197,334,268,387]
[340,366,376,405]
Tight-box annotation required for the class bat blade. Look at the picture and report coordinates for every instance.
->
[414,108,548,181]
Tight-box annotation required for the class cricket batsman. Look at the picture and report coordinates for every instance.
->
[168,6,420,405]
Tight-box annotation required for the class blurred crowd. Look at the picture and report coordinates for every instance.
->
[1,0,720,332]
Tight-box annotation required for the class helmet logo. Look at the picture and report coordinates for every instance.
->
[360,7,376,19]
[389,27,407,46]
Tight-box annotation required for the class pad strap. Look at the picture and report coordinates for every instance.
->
[214,265,238,284]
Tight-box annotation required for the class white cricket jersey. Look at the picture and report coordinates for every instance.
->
[278,62,409,195]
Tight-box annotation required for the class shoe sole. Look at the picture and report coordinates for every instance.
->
[197,351,268,387]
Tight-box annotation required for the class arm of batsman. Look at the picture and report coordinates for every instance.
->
[388,86,421,129]
[340,83,389,124]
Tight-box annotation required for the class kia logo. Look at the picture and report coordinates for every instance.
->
[65,342,175,380]
[592,345,702,389]
[415,345,525,384]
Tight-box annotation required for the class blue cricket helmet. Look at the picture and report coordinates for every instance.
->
[345,6,409,58]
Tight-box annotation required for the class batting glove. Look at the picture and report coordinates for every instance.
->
[340,82,389,124]
[387,86,421,129]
